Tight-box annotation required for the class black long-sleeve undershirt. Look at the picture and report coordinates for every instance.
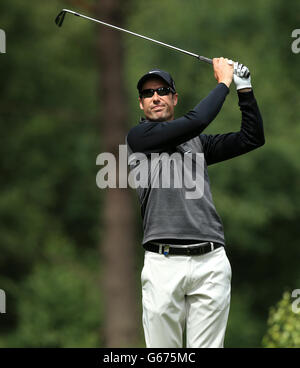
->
[127,83,265,164]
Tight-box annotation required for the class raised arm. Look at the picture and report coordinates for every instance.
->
[200,89,265,165]
[128,58,235,154]
[127,83,229,154]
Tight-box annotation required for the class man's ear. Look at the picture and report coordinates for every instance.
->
[173,93,178,107]
[139,97,144,111]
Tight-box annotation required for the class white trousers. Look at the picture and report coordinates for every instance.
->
[141,246,231,348]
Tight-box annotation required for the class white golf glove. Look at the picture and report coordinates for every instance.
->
[232,61,252,90]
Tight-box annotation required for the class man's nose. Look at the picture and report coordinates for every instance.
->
[152,91,160,102]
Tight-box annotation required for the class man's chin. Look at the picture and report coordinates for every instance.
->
[148,112,170,122]
[151,117,167,122]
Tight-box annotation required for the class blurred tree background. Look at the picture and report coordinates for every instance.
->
[0,0,299,347]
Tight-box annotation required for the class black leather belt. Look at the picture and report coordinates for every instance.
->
[143,241,223,256]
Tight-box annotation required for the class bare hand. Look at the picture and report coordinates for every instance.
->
[212,57,234,88]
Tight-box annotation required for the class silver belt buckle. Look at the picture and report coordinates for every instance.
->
[210,242,214,251]
[163,245,170,256]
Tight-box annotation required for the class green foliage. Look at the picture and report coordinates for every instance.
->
[225,292,265,348]
[262,291,300,348]
[0,0,102,347]
[0,238,102,348]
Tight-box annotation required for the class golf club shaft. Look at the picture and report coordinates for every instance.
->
[57,9,213,64]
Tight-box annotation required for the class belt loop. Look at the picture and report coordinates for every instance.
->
[210,242,214,251]
[159,245,163,254]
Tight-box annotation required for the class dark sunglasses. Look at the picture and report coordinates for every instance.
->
[140,86,174,98]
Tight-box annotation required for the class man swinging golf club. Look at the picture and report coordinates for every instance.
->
[55,8,265,348]
[126,58,265,348]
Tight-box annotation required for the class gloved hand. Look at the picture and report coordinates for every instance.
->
[232,61,252,90]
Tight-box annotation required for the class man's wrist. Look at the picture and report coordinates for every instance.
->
[238,87,252,93]
[219,80,232,88]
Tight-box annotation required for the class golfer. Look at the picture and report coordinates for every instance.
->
[126,58,265,348]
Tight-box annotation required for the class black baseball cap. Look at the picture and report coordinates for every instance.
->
[137,69,176,93]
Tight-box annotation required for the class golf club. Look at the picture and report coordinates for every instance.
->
[55,9,213,65]
[55,9,250,78]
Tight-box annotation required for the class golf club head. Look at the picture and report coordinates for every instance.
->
[55,10,66,27]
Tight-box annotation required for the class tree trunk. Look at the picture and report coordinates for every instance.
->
[96,0,139,347]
